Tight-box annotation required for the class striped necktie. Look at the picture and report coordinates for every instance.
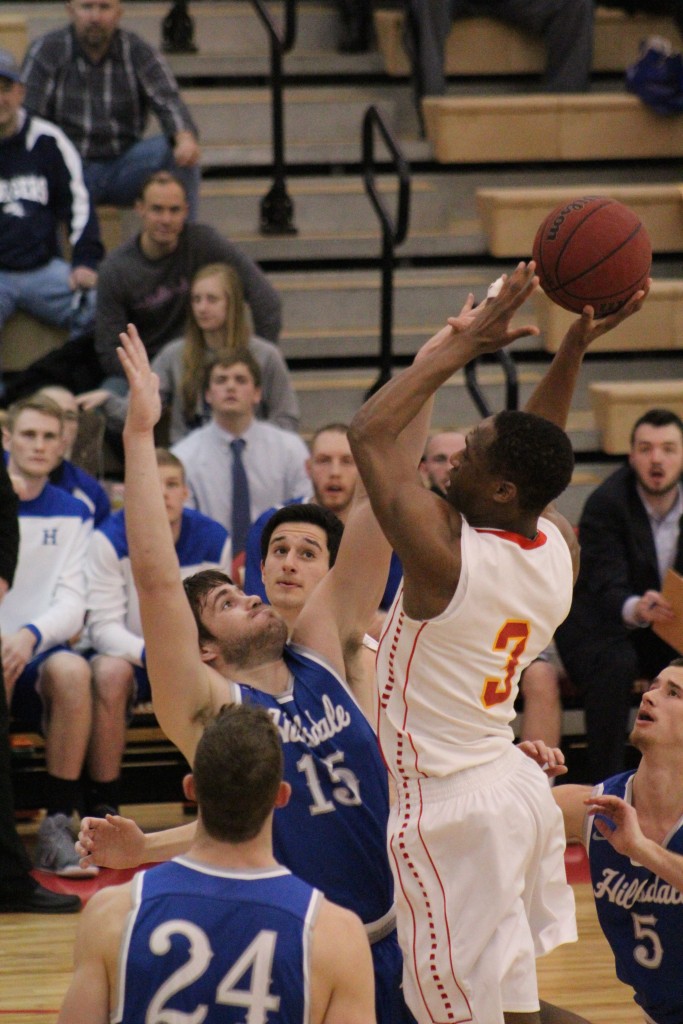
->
[230,437,251,560]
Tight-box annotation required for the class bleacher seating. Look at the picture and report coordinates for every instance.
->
[10,711,187,809]
[374,6,683,78]
[422,93,683,164]
[0,13,27,60]
[590,380,683,453]
[477,184,683,258]
[535,280,683,353]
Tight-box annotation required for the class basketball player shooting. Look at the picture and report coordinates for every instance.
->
[348,261,648,1024]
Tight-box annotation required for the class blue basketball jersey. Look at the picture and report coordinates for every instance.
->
[237,643,394,925]
[115,857,322,1024]
[588,771,683,1024]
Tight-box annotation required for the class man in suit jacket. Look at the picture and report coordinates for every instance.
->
[555,408,683,783]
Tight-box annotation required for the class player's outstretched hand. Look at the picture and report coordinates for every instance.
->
[446,261,540,355]
[117,323,161,433]
[76,813,146,870]
[563,279,650,353]
[517,739,568,778]
[584,794,646,860]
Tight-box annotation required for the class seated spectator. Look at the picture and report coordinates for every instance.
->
[0,50,102,394]
[0,395,95,877]
[84,449,231,816]
[93,172,281,390]
[0,456,81,913]
[405,0,594,99]
[36,386,111,526]
[244,422,402,612]
[555,408,683,782]
[171,348,310,578]
[79,262,299,441]
[22,0,201,220]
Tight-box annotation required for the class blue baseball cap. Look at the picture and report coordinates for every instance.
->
[0,49,22,84]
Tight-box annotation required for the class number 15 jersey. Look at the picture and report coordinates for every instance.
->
[377,516,573,779]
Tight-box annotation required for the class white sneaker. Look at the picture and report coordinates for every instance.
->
[34,814,99,878]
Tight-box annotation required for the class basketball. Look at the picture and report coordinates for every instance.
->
[531,195,652,317]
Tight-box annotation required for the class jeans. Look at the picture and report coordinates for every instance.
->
[0,258,96,342]
[83,135,201,221]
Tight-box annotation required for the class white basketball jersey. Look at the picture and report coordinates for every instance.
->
[376,516,573,779]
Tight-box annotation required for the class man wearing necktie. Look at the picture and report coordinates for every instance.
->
[171,349,310,583]
[555,408,683,782]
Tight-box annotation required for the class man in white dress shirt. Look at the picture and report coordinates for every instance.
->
[171,349,310,578]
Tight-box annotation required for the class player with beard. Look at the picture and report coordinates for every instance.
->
[555,408,683,783]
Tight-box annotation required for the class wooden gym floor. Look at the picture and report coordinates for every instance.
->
[0,803,642,1023]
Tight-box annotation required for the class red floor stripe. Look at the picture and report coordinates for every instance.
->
[31,848,592,904]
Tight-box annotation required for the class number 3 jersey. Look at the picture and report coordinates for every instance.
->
[587,771,683,1024]
[115,858,321,1024]
[376,516,573,779]
[234,643,394,927]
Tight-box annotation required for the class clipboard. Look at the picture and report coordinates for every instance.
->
[653,568,683,655]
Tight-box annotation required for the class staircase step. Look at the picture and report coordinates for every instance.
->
[291,364,545,433]
[18,1,345,58]
[271,266,495,348]
[112,164,683,262]
[184,83,420,157]
[193,175,484,259]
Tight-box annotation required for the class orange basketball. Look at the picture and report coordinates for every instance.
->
[532,196,652,317]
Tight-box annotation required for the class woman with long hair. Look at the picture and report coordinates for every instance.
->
[79,262,299,442]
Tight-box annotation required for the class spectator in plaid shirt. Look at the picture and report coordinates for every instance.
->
[22,0,201,220]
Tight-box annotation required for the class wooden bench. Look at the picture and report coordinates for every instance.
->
[589,379,683,453]
[0,14,27,61]
[477,184,683,258]
[374,7,683,78]
[422,93,683,163]
[10,710,188,811]
[535,279,683,353]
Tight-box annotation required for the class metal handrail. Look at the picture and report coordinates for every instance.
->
[362,105,411,396]
[250,0,298,234]
[464,349,519,416]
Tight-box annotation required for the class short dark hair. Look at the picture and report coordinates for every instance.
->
[489,410,574,514]
[203,348,262,391]
[630,408,683,446]
[669,657,683,669]
[183,569,234,645]
[138,169,187,202]
[193,703,283,843]
[260,503,344,566]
